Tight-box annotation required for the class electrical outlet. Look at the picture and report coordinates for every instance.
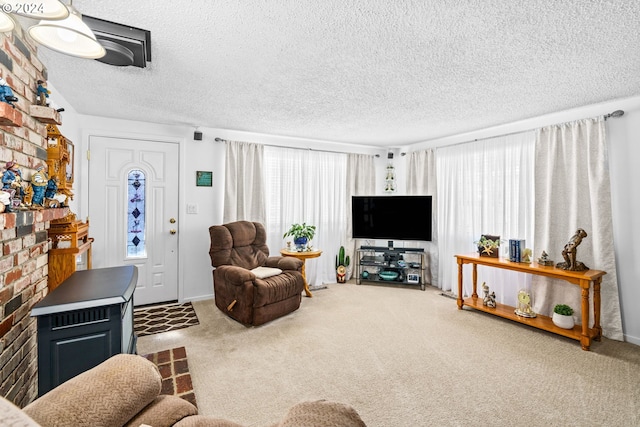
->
[186,203,198,214]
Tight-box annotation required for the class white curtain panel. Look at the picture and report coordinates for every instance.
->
[263,146,348,286]
[436,132,535,307]
[346,153,376,279]
[223,141,265,224]
[406,149,438,286]
[533,118,623,340]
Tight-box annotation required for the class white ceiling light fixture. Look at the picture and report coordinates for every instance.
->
[0,0,69,20]
[28,2,105,59]
[0,11,14,32]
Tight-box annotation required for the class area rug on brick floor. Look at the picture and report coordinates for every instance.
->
[143,346,197,408]
[134,302,199,337]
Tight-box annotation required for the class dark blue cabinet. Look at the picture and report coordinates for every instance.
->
[31,266,138,396]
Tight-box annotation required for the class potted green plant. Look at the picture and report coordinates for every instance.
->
[552,304,575,329]
[283,223,316,251]
[475,235,501,258]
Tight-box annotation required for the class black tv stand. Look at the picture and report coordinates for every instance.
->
[356,246,427,290]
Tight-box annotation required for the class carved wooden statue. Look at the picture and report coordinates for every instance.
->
[556,228,589,271]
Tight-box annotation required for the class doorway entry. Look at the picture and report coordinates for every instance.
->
[88,136,180,305]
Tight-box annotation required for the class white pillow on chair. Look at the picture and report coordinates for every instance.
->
[250,266,283,279]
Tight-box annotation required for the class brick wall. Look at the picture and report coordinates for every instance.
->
[0,209,67,406]
[0,23,66,407]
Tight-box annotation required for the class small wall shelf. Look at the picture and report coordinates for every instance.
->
[30,105,62,124]
[0,102,23,126]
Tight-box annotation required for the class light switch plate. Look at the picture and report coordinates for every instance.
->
[187,203,198,214]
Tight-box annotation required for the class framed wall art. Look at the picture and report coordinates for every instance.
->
[196,170,212,187]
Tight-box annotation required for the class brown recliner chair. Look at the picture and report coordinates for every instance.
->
[209,221,305,326]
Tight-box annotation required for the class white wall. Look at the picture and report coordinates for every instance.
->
[54,90,383,303]
[607,107,640,346]
[54,80,639,344]
[403,95,640,345]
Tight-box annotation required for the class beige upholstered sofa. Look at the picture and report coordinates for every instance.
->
[1,354,366,427]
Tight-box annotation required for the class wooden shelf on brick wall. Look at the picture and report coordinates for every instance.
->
[0,102,23,126]
[48,212,93,292]
[30,105,62,125]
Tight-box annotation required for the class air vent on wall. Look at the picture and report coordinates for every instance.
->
[82,15,151,68]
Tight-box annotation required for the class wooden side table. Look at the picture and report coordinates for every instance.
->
[280,249,322,297]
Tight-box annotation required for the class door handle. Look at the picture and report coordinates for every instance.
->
[169,218,176,223]
[170,229,177,235]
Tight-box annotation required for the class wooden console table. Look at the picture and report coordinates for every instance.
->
[455,254,605,351]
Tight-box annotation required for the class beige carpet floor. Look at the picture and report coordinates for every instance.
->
[136,282,640,427]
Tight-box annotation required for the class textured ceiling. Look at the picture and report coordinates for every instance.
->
[35,1,640,147]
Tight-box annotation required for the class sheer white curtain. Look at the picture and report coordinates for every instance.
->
[263,146,348,286]
[346,154,376,278]
[406,149,438,286]
[437,132,535,306]
[533,118,622,340]
[223,141,265,224]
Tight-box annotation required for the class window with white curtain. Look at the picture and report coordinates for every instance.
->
[263,146,348,286]
[436,131,535,306]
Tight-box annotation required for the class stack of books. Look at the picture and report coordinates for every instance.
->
[509,239,526,262]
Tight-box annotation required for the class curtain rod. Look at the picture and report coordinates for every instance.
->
[409,109,626,151]
[214,137,383,157]
[214,109,625,155]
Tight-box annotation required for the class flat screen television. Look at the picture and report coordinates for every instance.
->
[351,195,432,242]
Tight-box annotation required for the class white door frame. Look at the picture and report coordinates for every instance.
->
[79,129,187,303]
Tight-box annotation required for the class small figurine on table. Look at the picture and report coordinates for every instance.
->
[36,80,50,106]
[556,228,589,271]
[0,77,19,108]
[482,282,497,308]
[30,163,49,207]
[537,251,553,266]
[2,161,25,207]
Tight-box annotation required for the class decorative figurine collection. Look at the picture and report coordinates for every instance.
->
[0,77,70,212]
[475,227,590,319]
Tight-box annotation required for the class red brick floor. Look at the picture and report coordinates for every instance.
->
[144,346,197,408]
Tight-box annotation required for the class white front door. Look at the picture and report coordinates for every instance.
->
[88,136,180,306]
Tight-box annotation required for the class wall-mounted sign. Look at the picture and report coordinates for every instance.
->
[196,170,212,187]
